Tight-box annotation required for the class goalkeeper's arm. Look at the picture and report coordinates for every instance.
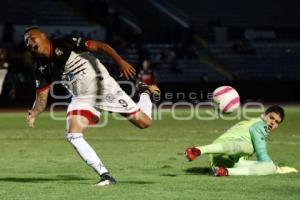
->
[250,126,272,162]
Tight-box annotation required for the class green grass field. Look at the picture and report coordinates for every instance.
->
[0,107,299,200]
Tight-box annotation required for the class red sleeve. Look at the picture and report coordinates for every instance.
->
[85,40,93,50]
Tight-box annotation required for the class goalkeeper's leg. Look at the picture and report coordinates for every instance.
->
[196,140,254,155]
[234,158,257,167]
[187,139,253,162]
[227,161,277,175]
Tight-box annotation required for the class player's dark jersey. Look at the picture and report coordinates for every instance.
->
[34,36,88,92]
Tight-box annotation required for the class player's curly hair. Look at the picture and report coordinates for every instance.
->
[265,105,285,122]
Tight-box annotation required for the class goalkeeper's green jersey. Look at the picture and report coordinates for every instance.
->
[214,117,271,162]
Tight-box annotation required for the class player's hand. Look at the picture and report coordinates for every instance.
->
[118,59,136,79]
[27,110,36,128]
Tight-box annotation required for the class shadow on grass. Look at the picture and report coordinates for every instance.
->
[119,181,156,185]
[160,173,178,177]
[184,167,212,175]
[0,175,90,183]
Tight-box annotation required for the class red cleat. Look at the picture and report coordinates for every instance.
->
[213,166,229,177]
[185,147,201,161]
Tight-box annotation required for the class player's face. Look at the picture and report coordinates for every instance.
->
[24,30,50,57]
[142,60,150,70]
[264,112,281,132]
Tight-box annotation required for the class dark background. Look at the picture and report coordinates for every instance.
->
[0,0,299,107]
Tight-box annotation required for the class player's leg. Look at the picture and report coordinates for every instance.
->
[210,155,237,168]
[198,140,254,155]
[65,104,116,186]
[122,83,160,129]
[123,109,152,129]
[210,155,254,169]
[233,158,257,167]
[214,161,277,176]
[186,140,253,161]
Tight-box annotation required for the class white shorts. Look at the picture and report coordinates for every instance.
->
[67,89,139,124]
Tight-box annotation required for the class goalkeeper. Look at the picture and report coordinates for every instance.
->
[186,105,297,176]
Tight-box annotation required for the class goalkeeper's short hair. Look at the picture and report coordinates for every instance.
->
[265,105,285,122]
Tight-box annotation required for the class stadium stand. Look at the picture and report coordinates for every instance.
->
[208,41,300,81]
[0,0,90,25]
[0,0,299,105]
[167,0,299,28]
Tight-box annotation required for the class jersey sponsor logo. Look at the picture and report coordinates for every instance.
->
[66,72,75,81]
[77,37,82,47]
[55,48,64,56]
[105,93,115,103]
[105,91,123,103]
[72,37,82,47]
[38,65,47,72]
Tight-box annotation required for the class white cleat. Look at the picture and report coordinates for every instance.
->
[95,173,117,187]
[95,180,112,187]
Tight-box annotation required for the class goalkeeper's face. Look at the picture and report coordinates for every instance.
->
[24,30,51,58]
[264,112,281,132]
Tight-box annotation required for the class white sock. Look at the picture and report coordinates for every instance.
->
[137,93,152,119]
[66,133,108,176]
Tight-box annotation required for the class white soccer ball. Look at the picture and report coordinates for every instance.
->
[212,86,240,113]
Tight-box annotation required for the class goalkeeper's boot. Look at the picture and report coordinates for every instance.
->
[186,147,201,161]
[213,166,229,177]
[136,82,160,95]
[95,173,117,186]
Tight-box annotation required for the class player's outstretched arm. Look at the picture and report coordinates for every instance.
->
[27,87,50,128]
[85,40,136,79]
[249,123,272,162]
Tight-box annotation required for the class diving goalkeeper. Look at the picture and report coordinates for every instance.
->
[186,105,297,176]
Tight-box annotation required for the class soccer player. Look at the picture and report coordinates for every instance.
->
[24,27,160,186]
[137,59,156,85]
[186,106,297,176]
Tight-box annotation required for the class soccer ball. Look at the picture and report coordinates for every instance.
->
[212,86,240,113]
